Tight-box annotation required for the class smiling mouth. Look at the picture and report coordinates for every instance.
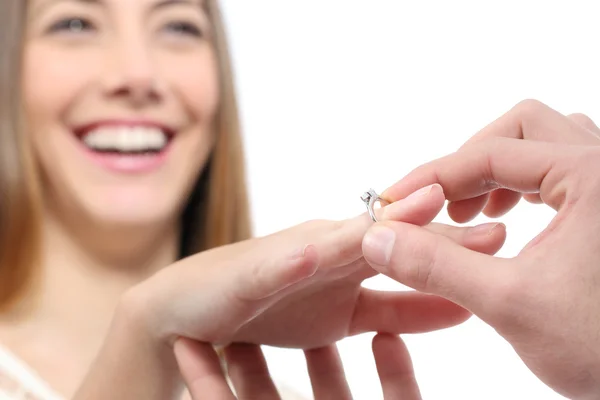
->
[77,125,174,155]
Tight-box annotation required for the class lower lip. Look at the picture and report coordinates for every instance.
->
[78,141,172,173]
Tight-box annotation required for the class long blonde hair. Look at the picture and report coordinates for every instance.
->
[0,0,252,311]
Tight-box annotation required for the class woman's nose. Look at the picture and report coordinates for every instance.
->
[101,38,163,107]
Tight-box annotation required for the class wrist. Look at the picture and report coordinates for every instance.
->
[121,273,181,347]
[115,279,189,363]
[73,285,182,400]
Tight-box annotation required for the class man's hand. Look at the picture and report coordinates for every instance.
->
[363,100,600,400]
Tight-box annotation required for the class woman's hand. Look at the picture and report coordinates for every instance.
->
[363,100,600,400]
[74,182,505,400]
[174,333,423,400]
[138,183,505,350]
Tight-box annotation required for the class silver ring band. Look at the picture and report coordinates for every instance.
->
[360,188,388,222]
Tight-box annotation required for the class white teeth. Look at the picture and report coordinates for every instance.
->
[82,127,168,152]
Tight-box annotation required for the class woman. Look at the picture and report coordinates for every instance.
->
[0,0,507,398]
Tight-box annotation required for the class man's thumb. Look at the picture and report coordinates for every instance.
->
[362,221,509,315]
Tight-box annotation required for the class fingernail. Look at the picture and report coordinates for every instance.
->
[406,184,439,200]
[470,223,501,236]
[363,225,396,269]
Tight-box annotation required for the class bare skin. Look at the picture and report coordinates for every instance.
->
[2,1,505,399]
[364,100,600,400]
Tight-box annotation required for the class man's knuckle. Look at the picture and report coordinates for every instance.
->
[568,113,598,132]
[401,239,437,291]
[576,147,600,168]
[512,98,548,119]
[570,148,600,194]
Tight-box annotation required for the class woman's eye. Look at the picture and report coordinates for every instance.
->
[164,21,203,38]
[47,18,94,34]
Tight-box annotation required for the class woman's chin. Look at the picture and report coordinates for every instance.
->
[72,192,182,232]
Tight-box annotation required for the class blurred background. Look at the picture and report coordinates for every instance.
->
[219,1,599,398]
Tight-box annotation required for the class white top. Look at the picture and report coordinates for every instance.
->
[0,345,62,400]
[0,344,306,400]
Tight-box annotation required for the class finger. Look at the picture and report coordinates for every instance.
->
[568,113,600,135]
[388,106,597,223]
[372,334,422,400]
[447,189,520,222]
[168,242,322,344]
[174,337,235,400]
[351,222,505,334]
[383,100,594,204]
[482,189,522,218]
[381,138,572,211]
[446,194,489,223]
[304,345,353,400]
[378,183,445,223]
[224,343,280,400]
[426,221,506,256]
[462,99,600,148]
[349,290,472,336]
[308,183,447,269]
[179,182,444,338]
[523,193,543,204]
[362,221,512,317]
[231,243,321,302]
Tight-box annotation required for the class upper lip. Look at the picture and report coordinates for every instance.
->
[72,119,176,138]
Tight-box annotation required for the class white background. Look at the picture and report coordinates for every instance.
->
[220,1,600,399]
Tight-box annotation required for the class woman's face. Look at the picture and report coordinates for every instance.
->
[23,0,218,228]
